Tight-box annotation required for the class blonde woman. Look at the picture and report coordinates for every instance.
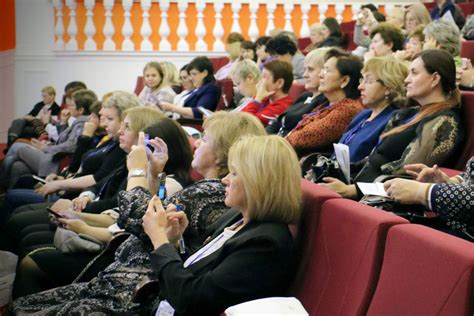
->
[138,61,176,107]
[230,59,261,111]
[404,3,431,34]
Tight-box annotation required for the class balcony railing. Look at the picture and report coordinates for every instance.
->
[51,0,417,52]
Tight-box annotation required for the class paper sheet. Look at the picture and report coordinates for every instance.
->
[333,143,350,183]
[357,182,389,197]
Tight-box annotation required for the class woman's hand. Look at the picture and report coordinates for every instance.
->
[159,101,176,112]
[58,209,82,220]
[58,218,88,233]
[363,50,376,61]
[45,173,61,182]
[72,196,92,212]
[30,138,48,151]
[83,121,98,137]
[127,132,148,172]
[384,178,431,206]
[24,115,35,122]
[40,112,51,125]
[147,137,169,180]
[320,177,358,199]
[255,78,275,103]
[423,37,438,50]
[35,180,61,196]
[404,163,450,183]
[50,198,73,212]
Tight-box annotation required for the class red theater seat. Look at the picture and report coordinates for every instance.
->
[459,2,474,16]
[292,198,408,315]
[367,224,474,316]
[461,41,474,63]
[288,83,307,101]
[209,56,230,73]
[298,37,312,54]
[453,91,474,170]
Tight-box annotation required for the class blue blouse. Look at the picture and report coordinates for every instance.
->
[338,105,396,163]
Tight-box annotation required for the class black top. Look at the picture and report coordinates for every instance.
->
[28,101,61,117]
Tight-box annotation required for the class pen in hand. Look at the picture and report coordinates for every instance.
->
[174,200,186,254]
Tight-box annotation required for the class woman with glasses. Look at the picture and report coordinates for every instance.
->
[286,48,364,157]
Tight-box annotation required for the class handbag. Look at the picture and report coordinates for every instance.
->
[307,154,346,184]
[53,227,103,254]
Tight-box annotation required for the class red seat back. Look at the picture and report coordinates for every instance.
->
[341,20,356,34]
[288,83,307,101]
[298,37,312,54]
[216,79,234,111]
[452,91,474,170]
[459,2,474,16]
[367,224,474,316]
[209,56,230,73]
[293,198,408,316]
[461,41,474,63]
[134,76,145,96]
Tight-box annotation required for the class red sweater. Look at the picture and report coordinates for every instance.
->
[241,95,293,126]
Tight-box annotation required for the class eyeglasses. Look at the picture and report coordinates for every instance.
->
[359,77,384,85]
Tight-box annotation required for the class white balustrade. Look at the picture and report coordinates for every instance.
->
[122,0,134,51]
[103,0,116,51]
[84,0,96,50]
[230,2,242,34]
[159,0,172,51]
[140,0,153,51]
[50,0,421,53]
[212,2,225,52]
[195,0,207,51]
[177,0,189,51]
[65,0,77,50]
[52,0,64,50]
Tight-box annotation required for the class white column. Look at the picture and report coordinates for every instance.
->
[384,4,395,17]
[212,2,225,52]
[352,3,362,19]
[265,1,276,35]
[230,2,241,34]
[122,0,134,51]
[103,0,116,51]
[140,0,152,51]
[284,3,293,33]
[319,3,328,23]
[335,4,345,24]
[300,3,311,38]
[84,0,97,50]
[52,0,65,50]
[195,0,207,51]
[248,2,259,42]
[65,0,77,50]
[177,0,189,51]
[159,0,171,51]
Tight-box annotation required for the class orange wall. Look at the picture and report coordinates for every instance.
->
[58,1,357,51]
[0,0,16,51]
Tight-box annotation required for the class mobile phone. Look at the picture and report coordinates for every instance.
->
[197,107,214,117]
[47,207,64,218]
[32,175,47,184]
[157,172,167,200]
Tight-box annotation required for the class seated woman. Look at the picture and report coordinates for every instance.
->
[214,32,244,80]
[321,49,464,199]
[286,48,364,157]
[333,56,408,167]
[384,157,473,242]
[255,36,271,67]
[364,22,405,61]
[12,134,300,316]
[11,116,193,298]
[404,3,432,35]
[266,48,329,136]
[230,59,260,112]
[422,19,462,67]
[241,60,294,126]
[160,57,221,119]
[164,65,195,120]
[138,61,176,107]
[264,34,303,81]
[303,23,328,53]
[5,86,60,150]
[394,25,425,63]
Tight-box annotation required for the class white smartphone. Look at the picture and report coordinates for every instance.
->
[32,175,47,184]
[197,107,214,117]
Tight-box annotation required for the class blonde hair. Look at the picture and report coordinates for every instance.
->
[227,42,243,61]
[305,47,331,69]
[41,86,56,96]
[102,91,141,119]
[160,61,180,86]
[405,4,431,29]
[363,56,409,108]
[230,59,261,82]
[228,135,301,224]
[203,112,266,178]
[123,106,164,134]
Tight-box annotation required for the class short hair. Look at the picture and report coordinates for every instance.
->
[123,106,164,134]
[279,31,299,47]
[160,61,180,86]
[265,35,297,57]
[230,59,261,82]
[423,20,461,57]
[102,91,141,119]
[89,100,102,116]
[322,17,342,37]
[226,32,245,44]
[187,56,215,85]
[64,81,86,92]
[203,111,266,178]
[324,48,363,99]
[305,47,331,69]
[228,135,301,224]
[370,22,405,52]
[262,60,294,94]
[363,56,409,108]
[143,117,193,187]
[255,36,271,48]
[404,4,431,28]
[71,89,97,115]
[143,62,165,89]
[241,40,257,61]
[41,86,56,96]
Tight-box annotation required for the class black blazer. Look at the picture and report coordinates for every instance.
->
[184,82,221,119]
[150,209,295,316]
[28,101,61,117]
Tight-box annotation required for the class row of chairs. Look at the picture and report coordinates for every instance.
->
[289,180,474,315]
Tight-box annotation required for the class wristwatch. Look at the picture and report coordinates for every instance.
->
[128,168,147,180]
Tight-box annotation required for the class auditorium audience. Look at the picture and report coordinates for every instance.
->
[364,22,405,61]
[12,134,300,315]
[161,65,195,119]
[321,49,463,198]
[230,59,260,112]
[265,34,304,80]
[404,3,432,34]
[138,61,176,107]
[430,0,466,30]
[240,41,257,62]
[160,56,220,119]
[214,32,245,80]
[286,48,363,157]
[241,60,294,126]
[255,36,271,67]
[394,25,425,62]
[422,20,462,66]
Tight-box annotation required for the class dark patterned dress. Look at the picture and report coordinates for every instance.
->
[12,179,227,315]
